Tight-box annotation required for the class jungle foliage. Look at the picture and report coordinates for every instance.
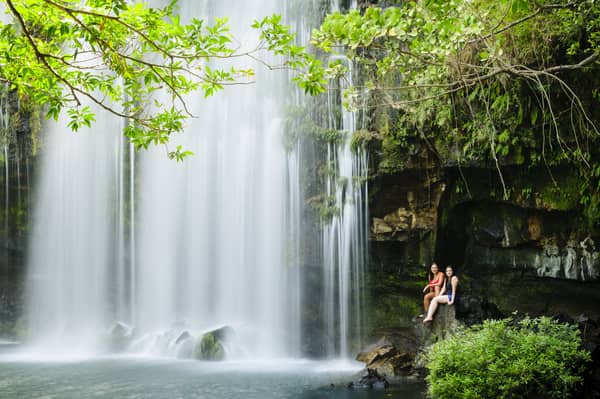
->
[310,0,600,225]
[425,316,591,399]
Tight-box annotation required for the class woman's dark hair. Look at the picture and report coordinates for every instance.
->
[428,262,439,280]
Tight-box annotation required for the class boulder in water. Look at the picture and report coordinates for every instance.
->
[356,337,396,364]
[175,330,191,345]
[192,326,234,361]
[208,325,234,342]
[107,321,134,352]
[110,321,132,337]
[356,338,415,377]
[347,368,390,389]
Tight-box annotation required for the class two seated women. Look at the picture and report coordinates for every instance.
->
[422,264,459,324]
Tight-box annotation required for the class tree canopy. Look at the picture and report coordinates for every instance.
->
[0,0,325,159]
[2,0,599,177]
[310,0,600,224]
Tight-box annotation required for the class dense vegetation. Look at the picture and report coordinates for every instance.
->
[0,0,326,159]
[425,316,591,399]
[310,0,600,226]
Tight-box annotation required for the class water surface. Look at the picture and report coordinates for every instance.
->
[0,346,424,399]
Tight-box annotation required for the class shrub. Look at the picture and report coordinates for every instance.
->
[425,316,591,399]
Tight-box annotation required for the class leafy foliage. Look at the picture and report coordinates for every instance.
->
[425,316,591,399]
[310,0,600,224]
[0,0,325,159]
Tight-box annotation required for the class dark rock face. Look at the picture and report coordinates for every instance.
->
[364,141,600,395]
[366,160,600,331]
[0,88,37,338]
[580,317,600,399]
[454,295,503,326]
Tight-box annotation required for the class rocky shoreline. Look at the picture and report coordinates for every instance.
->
[351,298,600,399]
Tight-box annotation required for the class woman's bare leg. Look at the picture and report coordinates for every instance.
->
[423,295,449,322]
[424,292,436,311]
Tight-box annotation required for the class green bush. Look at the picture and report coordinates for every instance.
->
[425,316,591,399]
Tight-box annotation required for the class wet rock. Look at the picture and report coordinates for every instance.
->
[175,330,191,345]
[110,321,132,337]
[356,337,396,364]
[347,368,390,389]
[173,330,194,358]
[368,352,414,377]
[356,338,415,377]
[192,326,233,361]
[209,325,234,342]
[175,335,194,359]
[107,321,134,351]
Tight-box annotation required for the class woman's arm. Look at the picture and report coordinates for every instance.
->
[439,283,447,296]
[449,276,459,305]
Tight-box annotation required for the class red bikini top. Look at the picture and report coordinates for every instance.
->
[429,276,442,287]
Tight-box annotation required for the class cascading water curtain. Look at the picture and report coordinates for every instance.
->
[321,66,369,357]
[0,83,10,240]
[132,0,301,359]
[284,0,369,359]
[25,101,123,354]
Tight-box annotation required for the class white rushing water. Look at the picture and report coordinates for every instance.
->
[322,54,369,357]
[23,0,368,359]
[133,0,294,359]
[26,103,123,354]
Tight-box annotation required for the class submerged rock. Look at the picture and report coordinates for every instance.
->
[192,326,234,361]
[107,321,134,352]
[175,330,191,345]
[173,330,194,358]
[347,368,390,389]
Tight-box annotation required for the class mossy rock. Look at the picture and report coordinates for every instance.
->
[193,328,233,361]
[193,332,224,360]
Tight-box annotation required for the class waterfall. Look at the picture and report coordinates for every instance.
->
[25,103,122,353]
[0,83,9,241]
[286,0,369,358]
[23,0,368,359]
[321,56,369,357]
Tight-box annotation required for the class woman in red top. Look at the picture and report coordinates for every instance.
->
[422,262,444,313]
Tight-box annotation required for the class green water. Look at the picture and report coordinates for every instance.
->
[0,346,424,399]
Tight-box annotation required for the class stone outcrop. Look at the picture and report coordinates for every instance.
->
[420,304,462,344]
[365,142,600,335]
[0,87,39,338]
[356,338,415,377]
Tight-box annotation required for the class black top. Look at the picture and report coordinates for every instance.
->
[445,276,454,295]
